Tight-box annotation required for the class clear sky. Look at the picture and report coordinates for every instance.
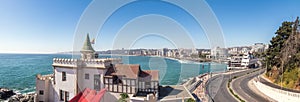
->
[0,0,300,53]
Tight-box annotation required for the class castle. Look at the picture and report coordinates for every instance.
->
[35,34,159,102]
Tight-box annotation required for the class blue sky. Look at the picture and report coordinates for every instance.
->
[0,0,299,53]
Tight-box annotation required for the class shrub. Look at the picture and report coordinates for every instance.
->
[186,98,196,102]
[120,93,129,99]
[118,93,129,102]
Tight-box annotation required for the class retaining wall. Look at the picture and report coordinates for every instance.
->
[254,80,300,102]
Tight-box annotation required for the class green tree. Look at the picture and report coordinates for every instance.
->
[265,21,293,73]
[264,17,300,89]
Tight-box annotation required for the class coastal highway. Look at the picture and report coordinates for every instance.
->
[231,69,270,102]
[206,69,256,102]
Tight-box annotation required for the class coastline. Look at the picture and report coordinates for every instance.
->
[149,56,210,65]
[0,88,35,101]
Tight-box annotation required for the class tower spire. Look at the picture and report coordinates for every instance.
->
[80,33,95,59]
[81,33,95,53]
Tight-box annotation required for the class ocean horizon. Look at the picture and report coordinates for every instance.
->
[0,54,226,94]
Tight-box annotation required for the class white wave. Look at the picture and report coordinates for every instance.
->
[12,87,36,95]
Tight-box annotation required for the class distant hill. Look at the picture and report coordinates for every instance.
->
[265,17,300,90]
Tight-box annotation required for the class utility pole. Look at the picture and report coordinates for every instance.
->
[281,60,284,90]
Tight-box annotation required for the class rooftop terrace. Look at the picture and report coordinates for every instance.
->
[52,58,121,68]
[36,74,53,81]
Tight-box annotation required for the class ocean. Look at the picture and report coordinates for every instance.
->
[0,54,226,94]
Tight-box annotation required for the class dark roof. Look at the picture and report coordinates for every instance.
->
[105,64,159,81]
[106,64,140,79]
[139,70,159,81]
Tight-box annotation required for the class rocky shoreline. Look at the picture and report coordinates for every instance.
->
[0,88,15,100]
[0,88,34,102]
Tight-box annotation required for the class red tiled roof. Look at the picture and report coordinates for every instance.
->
[91,89,106,102]
[70,88,106,102]
[78,88,91,102]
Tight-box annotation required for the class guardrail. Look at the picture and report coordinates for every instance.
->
[204,73,215,102]
[183,74,208,92]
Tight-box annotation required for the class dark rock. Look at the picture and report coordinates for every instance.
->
[8,94,35,102]
[0,88,16,100]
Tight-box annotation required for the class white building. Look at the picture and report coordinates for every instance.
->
[35,34,121,102]
[227,55,243,68]
[240,47,250,54]
[207,47,228,60]
[201,50,210,55]
[228,47,238,54]
[36,34,159,102]
[251,43,267,53]
[241,53,258,68]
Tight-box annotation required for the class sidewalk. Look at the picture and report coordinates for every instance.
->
[192,69,248,102]
[192,74,209,102]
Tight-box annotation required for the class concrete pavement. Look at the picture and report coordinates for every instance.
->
[231,69,271,102]
[205,69,255,102]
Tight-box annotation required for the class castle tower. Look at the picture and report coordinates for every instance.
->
[80,33,95,59]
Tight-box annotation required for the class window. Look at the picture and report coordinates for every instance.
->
[62,72,66,81]
[60,90,69,102]
[145,82,151,85]
[94,74,101,91]
[54,74,56,85]
[39,90,44,95]
[60,90,64,101]
[65,91,69,102]
[145,82,151,88]
[85,73,89,79]
[131,80,135,86]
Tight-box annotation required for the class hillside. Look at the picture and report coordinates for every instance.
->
[265,17,300,90]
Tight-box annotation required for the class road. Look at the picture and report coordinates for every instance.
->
[231,69,270,102]
[206,69,256,102]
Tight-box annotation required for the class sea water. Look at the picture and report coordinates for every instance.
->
[0,54,226,93]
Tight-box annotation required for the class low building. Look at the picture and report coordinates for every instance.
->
[241,52,258,68]
[251,43,268,53]
[103,64,159,96]
[227,55,243,68]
